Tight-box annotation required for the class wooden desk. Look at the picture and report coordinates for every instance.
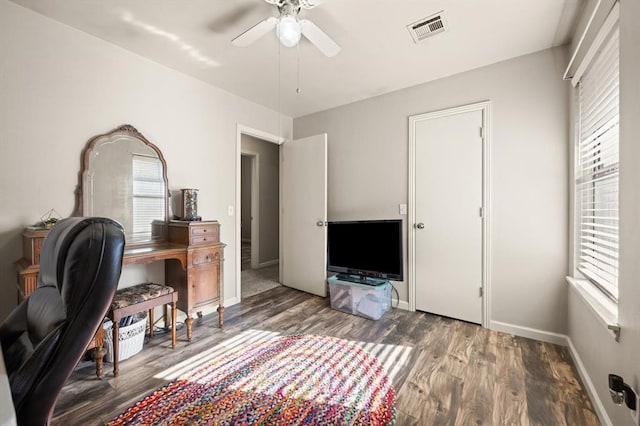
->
[15,222,225,375]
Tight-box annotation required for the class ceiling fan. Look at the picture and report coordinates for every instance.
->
[232,0,341,57]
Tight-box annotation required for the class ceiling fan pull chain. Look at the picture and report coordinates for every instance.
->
[278,40,282,140]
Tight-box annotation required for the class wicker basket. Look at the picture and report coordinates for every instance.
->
[103,313,148,363]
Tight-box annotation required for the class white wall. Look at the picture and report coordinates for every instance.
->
[240,134,280,264]
[294,46,570,334]
[0,0,292,319]
[568,2,640,424]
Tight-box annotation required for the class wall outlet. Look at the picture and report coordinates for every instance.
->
[399,204,407,215]
[228,205,234,216]
[631,391,640,426]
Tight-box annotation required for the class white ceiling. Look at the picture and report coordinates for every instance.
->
[11,0,583,118]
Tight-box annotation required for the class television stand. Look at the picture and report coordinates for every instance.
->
[335,274,388,286]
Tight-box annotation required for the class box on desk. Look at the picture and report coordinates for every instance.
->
[328,275,391,320]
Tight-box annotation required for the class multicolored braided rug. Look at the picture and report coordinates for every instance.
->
[108,334,396,425]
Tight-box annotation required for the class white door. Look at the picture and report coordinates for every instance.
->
[281,134,328,297]
[414,108,484,324]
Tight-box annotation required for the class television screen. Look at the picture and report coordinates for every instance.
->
[327,219,403,281]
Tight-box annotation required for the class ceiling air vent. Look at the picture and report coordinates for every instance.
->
[407,11,446,43]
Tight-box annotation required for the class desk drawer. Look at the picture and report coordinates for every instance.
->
[167,221,220,246]
[191,235,217,245]
[190,224,219,245]
[193,247,220,265]
[191,225,217,236]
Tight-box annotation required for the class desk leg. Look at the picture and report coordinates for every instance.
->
[185,315,194,341]
[171,302,177,349]
[92,347,106,378]
[148,308,154,338]
[217,305,225,327]
[113,322,120,377]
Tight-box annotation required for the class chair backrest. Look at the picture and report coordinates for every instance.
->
[0,217,125,425]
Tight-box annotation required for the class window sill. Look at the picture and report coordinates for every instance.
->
[566,276,620,342]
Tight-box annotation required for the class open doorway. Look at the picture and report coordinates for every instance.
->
[239,133,281,299]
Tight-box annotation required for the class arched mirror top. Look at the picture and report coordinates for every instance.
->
[76,125,169,246]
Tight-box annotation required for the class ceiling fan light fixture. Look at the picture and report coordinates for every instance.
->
[277,14,301,47]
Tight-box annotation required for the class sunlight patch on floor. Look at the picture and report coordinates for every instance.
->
[357,341,413,381]
[153,328,412,386]
[153,329,280,380]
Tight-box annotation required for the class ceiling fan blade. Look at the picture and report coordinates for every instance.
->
[300,19,341,57]
[232,17,278,47]
[207,4,258,33]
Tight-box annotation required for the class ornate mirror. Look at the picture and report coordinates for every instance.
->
[76,125,168,245]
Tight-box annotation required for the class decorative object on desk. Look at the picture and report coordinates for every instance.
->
[36,209,62,229]
[181,188,201,221]
[107,334,396,426]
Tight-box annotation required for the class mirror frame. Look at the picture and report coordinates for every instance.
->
[73,124,169,247]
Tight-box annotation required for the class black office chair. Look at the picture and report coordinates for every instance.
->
[0,217,125,425]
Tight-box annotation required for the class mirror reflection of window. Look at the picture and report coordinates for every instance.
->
[132,155,165,242]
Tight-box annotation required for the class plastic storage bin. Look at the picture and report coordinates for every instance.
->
[103,312,148,363]
[328,276,392,320]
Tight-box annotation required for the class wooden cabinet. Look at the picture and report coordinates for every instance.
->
[165,220,225,340]
[15,228,49,300]
[167,220,220,245]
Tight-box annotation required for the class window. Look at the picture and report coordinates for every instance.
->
[575,27,619,301]
[132,155,165,242]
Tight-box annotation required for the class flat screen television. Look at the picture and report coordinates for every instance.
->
[327,219,403,283]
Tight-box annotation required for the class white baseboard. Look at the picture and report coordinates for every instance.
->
[566,338,612,426]
[489,320,568,346]
[224,296,239,307]
[253,259,279,269]
[392,299,409,310]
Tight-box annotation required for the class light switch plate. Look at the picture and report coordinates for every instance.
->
[228,205,234,216]
[399,204,407,215]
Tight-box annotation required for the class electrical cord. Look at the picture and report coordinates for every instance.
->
[391,283,399,309]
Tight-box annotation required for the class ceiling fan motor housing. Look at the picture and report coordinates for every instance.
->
[268,0,321,10]
[276,0,302,47]
[278,0,301,16]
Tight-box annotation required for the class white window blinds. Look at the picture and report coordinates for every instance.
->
[132,155,165,242]
[576,27,619,300]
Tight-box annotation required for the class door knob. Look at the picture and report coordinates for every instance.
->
[416,222,425,229]
[316,220,326,227]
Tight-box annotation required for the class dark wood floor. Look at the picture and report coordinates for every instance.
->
[53,286,599,425]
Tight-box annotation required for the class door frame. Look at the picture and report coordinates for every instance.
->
[408,100,491,327]
[236,124,285,304]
